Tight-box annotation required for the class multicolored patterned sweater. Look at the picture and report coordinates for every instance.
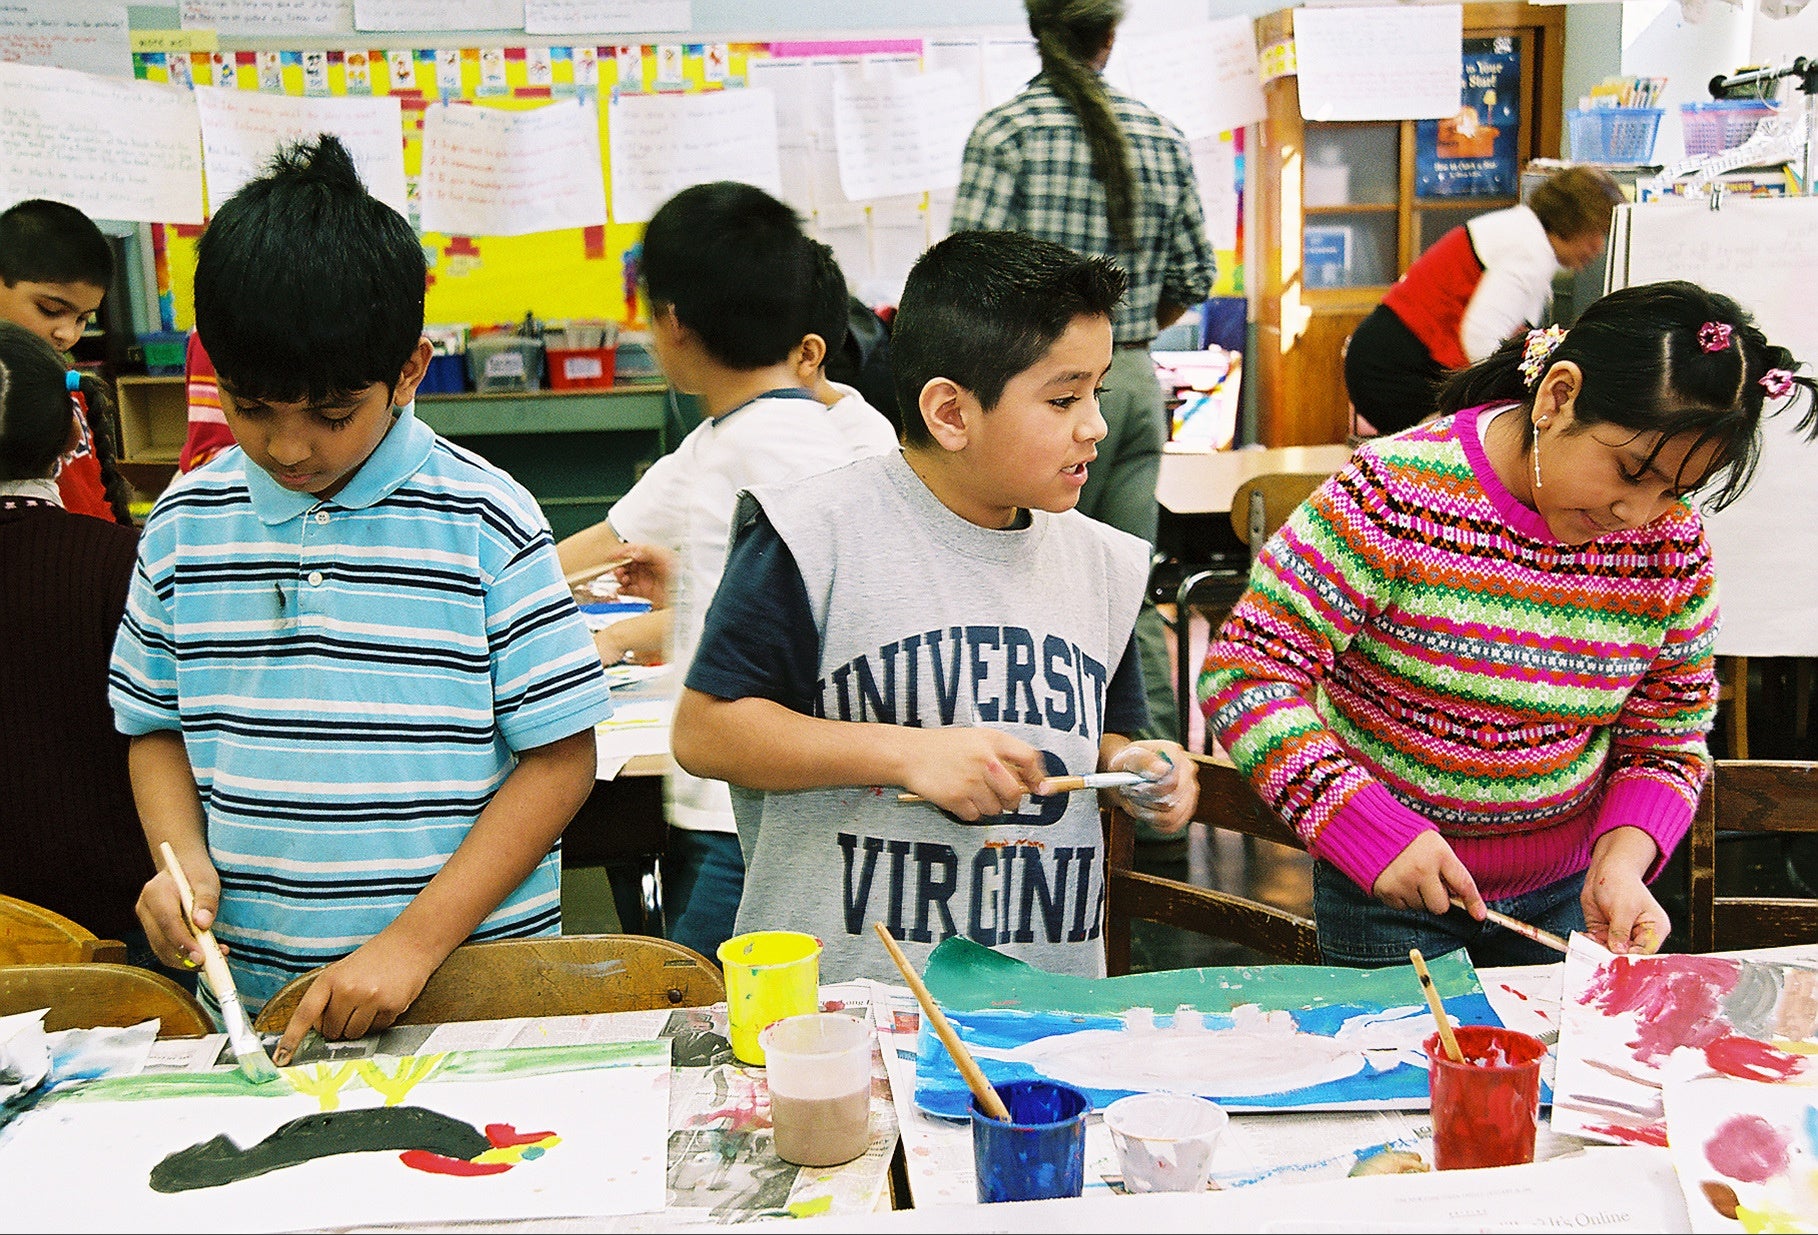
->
[1200,404,1717,901]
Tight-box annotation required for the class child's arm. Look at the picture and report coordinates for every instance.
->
[673,690,1050,821]
[594,608,669,665]
[555,519,626,577]
[271,727,595,1063]
[128,730,221,969]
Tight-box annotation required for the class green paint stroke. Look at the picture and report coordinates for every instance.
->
[150,1106,489,1193]
[52,1039,668,1106]
[921,937,1484,1014]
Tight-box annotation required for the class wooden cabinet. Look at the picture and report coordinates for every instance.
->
[1252,3,1565,445]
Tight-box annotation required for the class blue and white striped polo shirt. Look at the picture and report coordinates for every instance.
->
[109,405,614,1010]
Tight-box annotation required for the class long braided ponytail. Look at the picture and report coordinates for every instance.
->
[1026,0,1135,249]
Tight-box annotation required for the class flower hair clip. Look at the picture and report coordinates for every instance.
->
[1698,322,1734,353]
[1761,368,1795,399]
[1518,326,1568,389]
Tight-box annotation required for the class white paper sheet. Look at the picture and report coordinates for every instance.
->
[354,0,522,31]
[0,62,204,223]
[0,0,131,79]
[743,56,833,222]
[524,0,691,35]
[981,36,1039,109]
[1664,1075,1818,1234]
[832,66,972,201]
[1293,4,1463,122]
[606,88,781,225]
[1105,16,1265,141]
[180,0,356,36]
[418,97,606,236]
[193,86,408,221]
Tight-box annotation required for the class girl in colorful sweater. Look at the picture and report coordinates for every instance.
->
[1201,281,1815,965]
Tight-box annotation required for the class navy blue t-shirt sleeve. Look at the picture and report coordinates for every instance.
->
[1104,630,1148,739]
[685,505,820,713]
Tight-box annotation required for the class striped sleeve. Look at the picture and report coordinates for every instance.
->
[484,528,615,752]
[108,528,183,735]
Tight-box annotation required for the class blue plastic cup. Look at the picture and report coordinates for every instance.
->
[969,1079,1089,1204]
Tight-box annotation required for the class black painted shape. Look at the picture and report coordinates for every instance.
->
[150,1105,490,1193]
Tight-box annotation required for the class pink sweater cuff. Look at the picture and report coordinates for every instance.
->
[1590,776,1696,882]
[1311,782,1436,893]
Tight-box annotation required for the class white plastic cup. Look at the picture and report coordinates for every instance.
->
[1103,1092,1228,1193]
[760,1012,872,1167]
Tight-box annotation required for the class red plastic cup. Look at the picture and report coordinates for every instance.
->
[1423,1025,1547,1171]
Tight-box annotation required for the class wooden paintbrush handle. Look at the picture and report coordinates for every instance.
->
[872,923,1012,1123]
[898,775,1091,804]
[1409,948,1465,1064]
[159,841,240,1002]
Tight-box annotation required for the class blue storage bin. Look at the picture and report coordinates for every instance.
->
[418,352,468,394]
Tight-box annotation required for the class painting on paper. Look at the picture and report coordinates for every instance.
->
[912,938,1519,1117]
[1665,1075,1818,1234]
[0,1041,669,1232]
[1551,935,1818,1146]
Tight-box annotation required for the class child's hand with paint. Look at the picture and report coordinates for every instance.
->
[1103,740,1198,835]
[897,726,1051,822]
[1581,825,1669,954]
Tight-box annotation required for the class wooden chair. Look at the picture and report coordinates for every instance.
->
[252,933,725,1034]
[1104,758,1320,973]
[1688,759,1818,953]
[0,895,127,965]
[0,963,212,1038]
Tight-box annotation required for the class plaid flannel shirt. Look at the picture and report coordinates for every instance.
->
[950,74,1217,345]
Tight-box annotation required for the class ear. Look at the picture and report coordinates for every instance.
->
[390,337,435,408]
[794,332,827,378]
[652,302,688,347]
[918,377,973,453]
[1534,360,1582,429]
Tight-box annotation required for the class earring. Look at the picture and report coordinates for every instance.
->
[1531,419,1543,491]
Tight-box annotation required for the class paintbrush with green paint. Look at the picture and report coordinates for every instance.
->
[160,842,286,1086]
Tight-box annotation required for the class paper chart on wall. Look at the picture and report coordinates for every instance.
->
[181,0,357,37]
[912,938,1517,1118]
[1664,1074,1818,1233]
[1550,934,1818,1147]
[419,97,607,236]
[354,0,523,32]
[830,63,972,201]
[524,0,692,35]
[743,56,854,227]
[606,88,781,224]
[0,62,205,223]
[1293,4,1463,122]
[1105,16,1264,141]
[0,0,132,79]
[194,86,408,219]
[0,1042,669,1231]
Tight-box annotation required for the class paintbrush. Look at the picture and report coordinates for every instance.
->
[897,770,1144,804]
[1451,898,1569,955]
[1409,948,1465,1064]
[564,554,636,589]
[872,922,1012,1123]
[159,842,286,1086]
[1183,750,1237,769]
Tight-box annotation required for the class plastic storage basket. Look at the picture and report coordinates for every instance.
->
[1680,101,1779,156]
[1567,107,1663,164]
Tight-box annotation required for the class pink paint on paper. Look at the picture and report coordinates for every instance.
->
[1705,1114,1791,1183]
[1580,954,1742,1064]
[1705,1034,1809,1083]
[1586,1121,1669,1147]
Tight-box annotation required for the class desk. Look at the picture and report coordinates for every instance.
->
[1155,443,1355,516]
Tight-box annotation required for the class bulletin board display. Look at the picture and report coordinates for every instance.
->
[133,42,763,332]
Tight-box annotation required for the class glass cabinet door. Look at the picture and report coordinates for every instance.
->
[1302,122,1399,289]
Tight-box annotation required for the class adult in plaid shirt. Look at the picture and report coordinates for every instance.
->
[950,0,1217,746]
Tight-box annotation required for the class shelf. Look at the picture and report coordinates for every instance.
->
[417,385,670,437]
[1306,203,1400,216]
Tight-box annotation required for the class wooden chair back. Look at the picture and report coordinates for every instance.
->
[0,895,127,965]
[1103,759,1320,972]
[1229,472,1331,561]
[0,963,213,1037]
[1688,759,1818,953]
[253,934,725,1034]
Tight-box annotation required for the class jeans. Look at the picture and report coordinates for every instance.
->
[664,827,746,962]
[1312,860,1586,968]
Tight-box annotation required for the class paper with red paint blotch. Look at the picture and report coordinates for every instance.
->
[1664,1074,1818,1233]
[1552,933,1818,1147]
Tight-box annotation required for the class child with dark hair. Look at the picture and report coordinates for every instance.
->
[557,182,894,964]
[109,135,613,1061]
[792,242,897,450]
[1203,279,1817,966]
[671,229,1199,983]
[0,199,133,524]
[0,321,150,958]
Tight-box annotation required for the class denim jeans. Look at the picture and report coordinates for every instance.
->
[1312,860,1586,968]
[664,827,746,962]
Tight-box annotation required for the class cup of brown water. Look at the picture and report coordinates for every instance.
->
[760,1012,873,1167]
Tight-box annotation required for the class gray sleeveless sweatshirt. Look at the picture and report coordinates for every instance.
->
[730,450,1149,983]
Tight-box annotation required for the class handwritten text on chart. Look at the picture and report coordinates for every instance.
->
[180,0,356,37]
[419,97,607,237]
[606,88,781,225]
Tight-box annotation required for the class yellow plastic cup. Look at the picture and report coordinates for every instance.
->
[717,930,822,1065]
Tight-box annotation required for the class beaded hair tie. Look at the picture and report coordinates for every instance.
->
[1517,326,1568,389]
[1761,369,1795,399]
[1698,322,1733,353]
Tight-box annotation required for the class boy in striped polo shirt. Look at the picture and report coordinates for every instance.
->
[109,135,613,1062]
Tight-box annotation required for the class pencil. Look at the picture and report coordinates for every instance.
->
[1452,898,1569,954]
[1410,948,1465,1064]
[872,923,1012,1122]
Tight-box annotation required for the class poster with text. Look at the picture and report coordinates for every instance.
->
[1415,37,1519,198]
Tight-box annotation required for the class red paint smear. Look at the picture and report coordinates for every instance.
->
[1581,954,1742,1064]
[1499,983,1530,1001]
[1585,1122,1670,1147]
[1706,1114,1791,1184]
[1705,1034,1808,1082]
[399,1150,513,1176]
[485,1123,556,1148]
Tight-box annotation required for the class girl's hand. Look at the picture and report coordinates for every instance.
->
[1101,742,1198,836]
[1582,827,1669,954]
[1373,831,1486,919]
[898,728,1051,822]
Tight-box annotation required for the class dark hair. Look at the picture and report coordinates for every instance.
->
[194,134,425,404]
[1528,165,1625,242]
[805,242,850,362]
[0,200,114,289]
[0,320,76,481]
[1436,280,1818,511]
[892,230,1126,446]
[641,181,817,370]
[1027,0,1134,248]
